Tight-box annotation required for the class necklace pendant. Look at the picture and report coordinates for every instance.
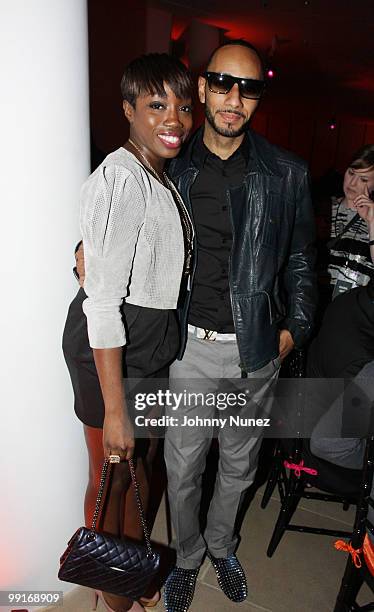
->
[128,138,163,184]
[184,251,193,275]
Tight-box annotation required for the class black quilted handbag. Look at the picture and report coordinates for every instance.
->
[58,458,160,598]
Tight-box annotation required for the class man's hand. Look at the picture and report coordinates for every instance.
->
[279,329,295,361]
[75,241,85,287]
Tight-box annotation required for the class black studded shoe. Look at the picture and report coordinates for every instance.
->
[207,552,248,602]
[164,566,199,612]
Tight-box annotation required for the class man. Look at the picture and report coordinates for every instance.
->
[162,40,316,612]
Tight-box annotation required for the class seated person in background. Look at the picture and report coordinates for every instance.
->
[310,361,374,573]
[308,279,374,571]
[317,144,374,308]
[307,278,374,379]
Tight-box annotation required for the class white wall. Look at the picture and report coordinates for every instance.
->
[0,1,90,607]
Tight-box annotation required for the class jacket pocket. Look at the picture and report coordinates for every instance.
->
[234,290,281,325]
[268,293,285,325]
[233,291,280,370]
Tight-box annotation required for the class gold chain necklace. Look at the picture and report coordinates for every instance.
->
[127,138,194,275]
[163,173,194,275]
[128,139,164,184]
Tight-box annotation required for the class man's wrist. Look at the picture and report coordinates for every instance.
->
[282,318,311,348]
[280,328,293,338]
[280,328,295,346]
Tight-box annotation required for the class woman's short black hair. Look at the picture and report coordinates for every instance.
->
[350,144,374,171]
[120,53,193,107]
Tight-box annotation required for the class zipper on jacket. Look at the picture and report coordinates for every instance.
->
[226,188,236,330]
[185,169,199,277]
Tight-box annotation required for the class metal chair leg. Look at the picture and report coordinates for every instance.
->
[266,477,303,557]
[333,558,364,612]
[261,442,283,509]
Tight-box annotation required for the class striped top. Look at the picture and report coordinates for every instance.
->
[328,196,374,288]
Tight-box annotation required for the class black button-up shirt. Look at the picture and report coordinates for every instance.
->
[188,133,249,332]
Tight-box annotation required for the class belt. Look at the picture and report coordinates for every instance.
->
[188,324,237,342]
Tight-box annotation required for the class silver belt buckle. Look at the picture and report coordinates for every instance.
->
[196,327,217,341]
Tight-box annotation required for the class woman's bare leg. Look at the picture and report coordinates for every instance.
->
[123,436,158,535]
[123,436,161,605]
[84,424,136,612]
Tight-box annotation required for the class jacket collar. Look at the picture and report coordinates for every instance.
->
[169,125,282,179]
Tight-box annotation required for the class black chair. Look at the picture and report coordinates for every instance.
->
[334,437,374,611]
[260,349,306,511]
[264,438,361,557]
[261,440,288,509]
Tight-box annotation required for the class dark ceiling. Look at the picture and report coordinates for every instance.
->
[156,0,374,120]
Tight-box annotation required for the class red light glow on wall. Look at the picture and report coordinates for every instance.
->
[198,17,267,47]
[171,18,188,41]
[171,15,267,47]
[0,511,29,586]
[0,557,24,585]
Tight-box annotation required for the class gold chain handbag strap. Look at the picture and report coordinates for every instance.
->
[90,458,154,558]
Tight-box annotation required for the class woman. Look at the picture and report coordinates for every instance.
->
[327,144,374,300]
[63,53,193,612]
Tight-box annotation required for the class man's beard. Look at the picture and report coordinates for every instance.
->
[205,104,250,137]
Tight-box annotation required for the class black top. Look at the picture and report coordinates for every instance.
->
[307,281,374,378]
[63,289,179,428]
[169,126,317,370]
[188,133,249,332]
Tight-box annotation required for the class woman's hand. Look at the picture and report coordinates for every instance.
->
[103,411,135,461]
[75,241,85,287]
[354,186,374,227]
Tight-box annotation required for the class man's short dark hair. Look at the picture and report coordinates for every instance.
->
[120,53,193,106]
[206,39,265,78]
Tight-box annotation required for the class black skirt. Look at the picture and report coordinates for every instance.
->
[62,288,180,428]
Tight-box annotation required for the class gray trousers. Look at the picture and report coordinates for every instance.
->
[164,332,280,569]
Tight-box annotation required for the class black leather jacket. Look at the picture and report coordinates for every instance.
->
[169,127,317,373]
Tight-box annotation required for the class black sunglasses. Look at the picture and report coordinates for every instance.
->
[203,71,265,100]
